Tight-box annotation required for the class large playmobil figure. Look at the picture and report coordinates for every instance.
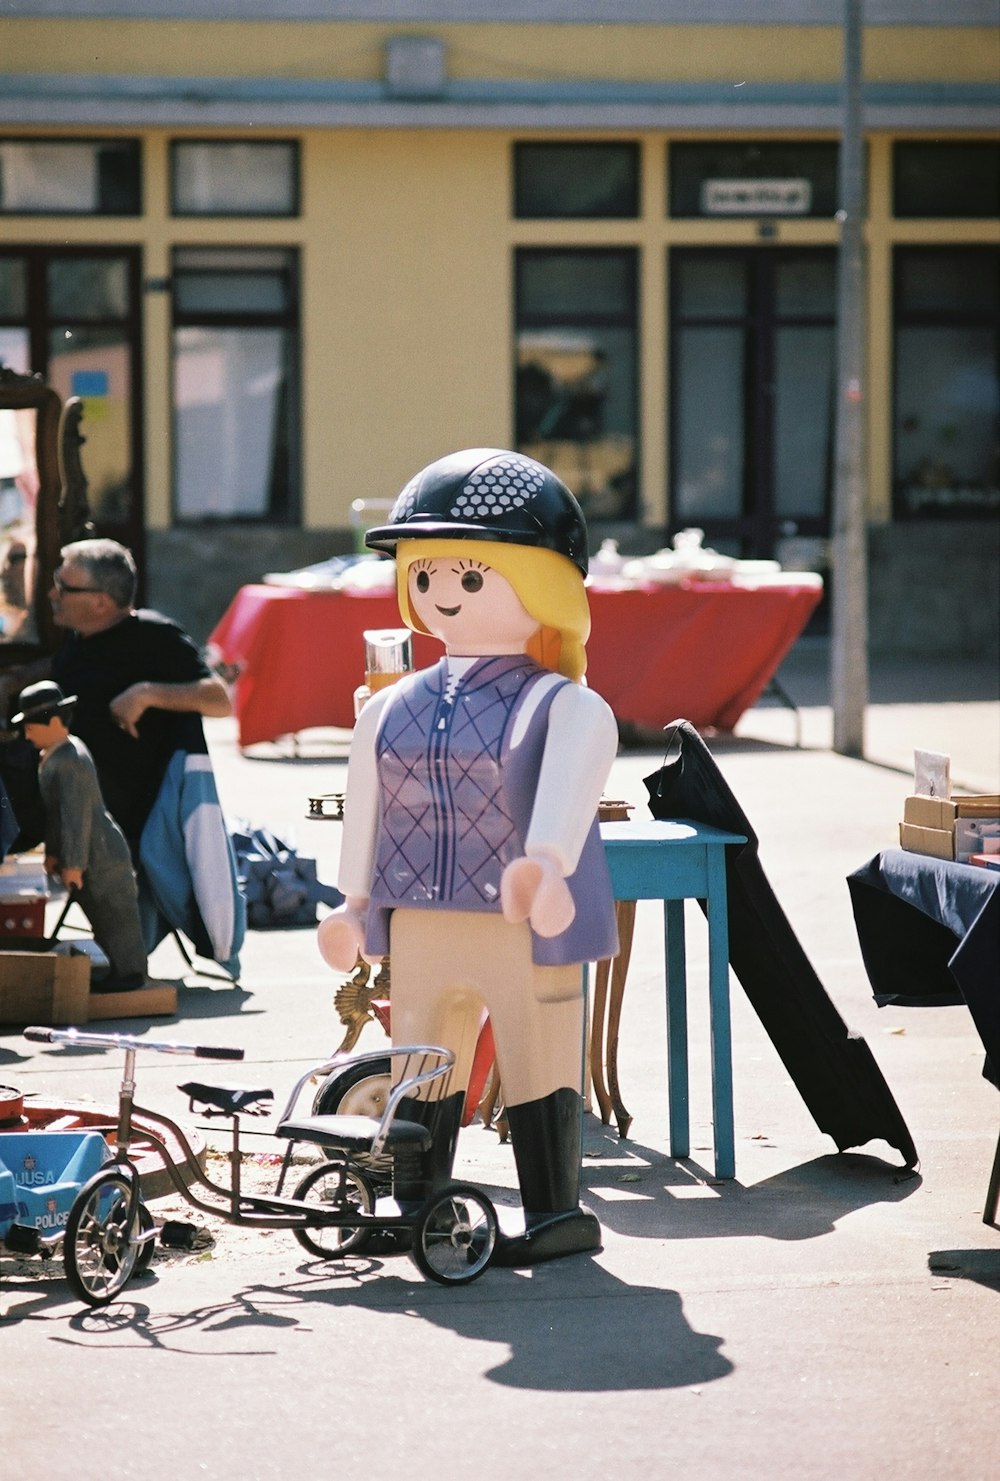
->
[318,448,619,1265]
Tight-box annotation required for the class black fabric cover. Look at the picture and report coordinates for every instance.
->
[644,719,918,1168]
[848,849,999,1089]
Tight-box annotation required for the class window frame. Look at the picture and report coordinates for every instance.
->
[892,141,1000,220]
[169,138,301,218]
[891,244,1000,521]
[0,137,142,217]
[170,245,302,525]
[668,141,842,220]
[514,245,640,524]
[513,141,641,220]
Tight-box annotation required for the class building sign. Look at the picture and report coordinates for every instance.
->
[701,179,812,216]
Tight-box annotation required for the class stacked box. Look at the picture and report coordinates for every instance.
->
[899,794,1000,863]
[900,795,955,859]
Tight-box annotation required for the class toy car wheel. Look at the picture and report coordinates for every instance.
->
[412,1183,498,1286]
[64,1170,146,1306]
[292,1160,375,1259]
[312,1057,393,1190]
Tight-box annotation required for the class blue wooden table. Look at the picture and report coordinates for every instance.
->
[599,818,746,1179]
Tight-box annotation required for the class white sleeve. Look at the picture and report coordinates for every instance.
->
[523,682,619,877]
[336,687,392,898]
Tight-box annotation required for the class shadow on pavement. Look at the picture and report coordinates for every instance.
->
[12,1259,734,1393]
[582,1149,921,1243]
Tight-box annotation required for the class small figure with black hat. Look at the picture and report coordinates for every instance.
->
[318,448,619,1266]
[12,680,148,991]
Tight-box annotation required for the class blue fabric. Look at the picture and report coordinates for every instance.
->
[139,721,245,977]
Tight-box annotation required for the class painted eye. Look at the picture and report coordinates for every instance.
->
[415,570,430,593]
[461,570,484,593]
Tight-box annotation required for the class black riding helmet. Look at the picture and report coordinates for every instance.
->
[365,448,589,577]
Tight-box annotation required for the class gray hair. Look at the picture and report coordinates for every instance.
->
[60,538,137,610]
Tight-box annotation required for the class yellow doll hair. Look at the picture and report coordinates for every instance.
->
[394,537,590,681]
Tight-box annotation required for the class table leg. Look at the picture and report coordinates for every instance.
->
[664,898,689,1160]
[606,899,636,1139]
[705,851,735,1179]
[589,957,614,1126]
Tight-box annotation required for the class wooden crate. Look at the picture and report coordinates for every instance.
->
[0,951,91,1027]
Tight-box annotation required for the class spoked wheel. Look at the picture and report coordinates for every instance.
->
[64,1169,150,1306]
[292,1160,375,1259]
[412,1183,498,1286]
[312,1058,393,1192]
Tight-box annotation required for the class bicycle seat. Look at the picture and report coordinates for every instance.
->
[178,1081,274,1117]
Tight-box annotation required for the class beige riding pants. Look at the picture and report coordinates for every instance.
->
[387,908,585,1108]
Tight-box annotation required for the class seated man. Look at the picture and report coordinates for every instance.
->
[47,538,232,858]
[13,680,148,991]
[2,538,243,975]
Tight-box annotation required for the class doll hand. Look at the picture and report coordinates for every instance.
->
[317,897,379,971]
[500,853,575,939]
[60,867,84,892]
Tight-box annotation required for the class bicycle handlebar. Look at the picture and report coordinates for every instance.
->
[24,1026,245,1060]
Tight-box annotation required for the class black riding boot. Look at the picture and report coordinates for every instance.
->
[367,1089,464,1254]
[392,1089,465,1207]
[496,1087,601,1266]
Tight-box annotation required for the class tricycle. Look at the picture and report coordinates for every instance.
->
[15,1026,499,1305]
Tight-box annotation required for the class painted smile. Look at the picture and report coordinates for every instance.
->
[436,604,461,616]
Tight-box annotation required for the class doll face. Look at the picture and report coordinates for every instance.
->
[407,555,540,654]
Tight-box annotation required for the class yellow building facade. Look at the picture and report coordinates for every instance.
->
[1,3,997,650]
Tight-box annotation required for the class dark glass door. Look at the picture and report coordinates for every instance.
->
[669,247,836,557]
[0,245,144,568]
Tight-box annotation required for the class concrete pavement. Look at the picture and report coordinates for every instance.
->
[1,641,998,1481]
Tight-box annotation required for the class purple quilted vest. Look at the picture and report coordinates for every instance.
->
[365,654,617,967]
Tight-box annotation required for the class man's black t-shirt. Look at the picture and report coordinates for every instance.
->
[52,610,210,850]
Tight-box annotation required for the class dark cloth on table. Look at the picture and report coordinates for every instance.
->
[848,849,999,1089]
[38,734,147,987]
[644,718,918,1168]
[52,609,211,855]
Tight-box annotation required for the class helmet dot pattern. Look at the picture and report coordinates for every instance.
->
[394,477,422,522]
[449,456,545,521]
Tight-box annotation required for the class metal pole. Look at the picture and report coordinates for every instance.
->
[831,0,868,757]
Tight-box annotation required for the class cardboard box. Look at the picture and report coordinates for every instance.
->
[954,794,1000,816]
[0,950,91,1027]
[903,795,957,830]
[899,821,955,861]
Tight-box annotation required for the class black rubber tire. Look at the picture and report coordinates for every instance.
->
[412,1183,498,1286]
[64,1169,146,1306]
[292,1160,375,1260]
[312,1058,393,1191]
[134,1199,156,1272]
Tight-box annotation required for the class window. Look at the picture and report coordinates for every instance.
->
[0,139,140,215]
[172,248,300,522]
[515,249,637,520]
[670,142,840,219]
[670,249,836,555]
[171,140,299,216]
[894,142,999,219]
[514,143,640,219]
[893,247,1000,517]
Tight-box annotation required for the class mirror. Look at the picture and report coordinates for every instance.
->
[0,364,93,665]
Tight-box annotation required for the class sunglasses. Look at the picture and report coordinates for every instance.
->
[53,576,102,595]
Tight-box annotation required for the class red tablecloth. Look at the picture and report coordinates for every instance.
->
[209,580,822,748]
